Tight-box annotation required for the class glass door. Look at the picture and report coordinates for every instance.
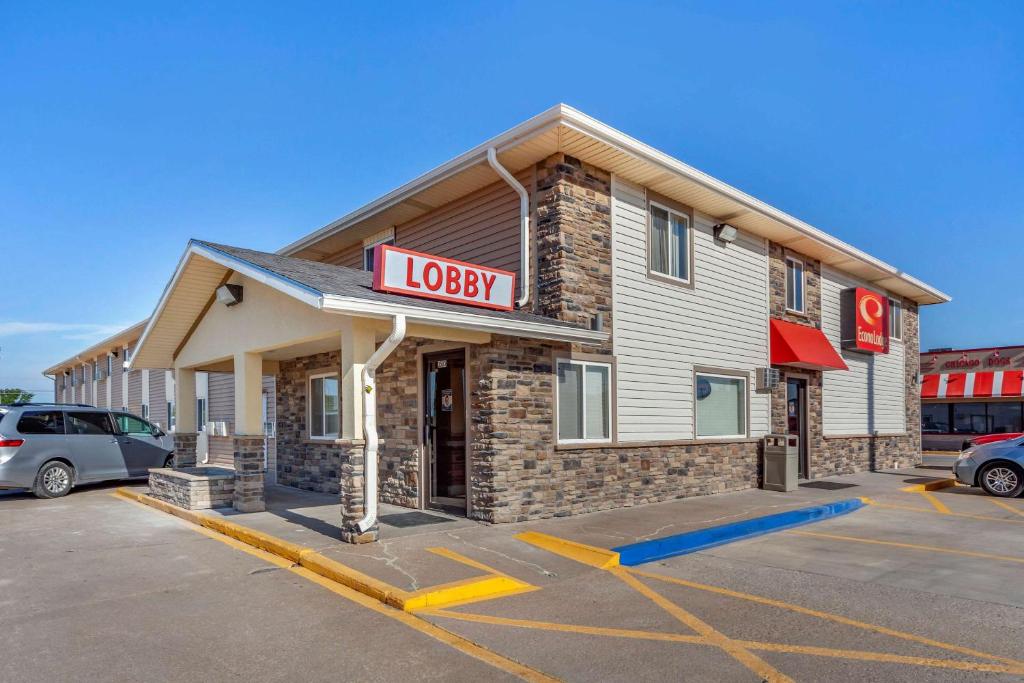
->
[423,350,467,513]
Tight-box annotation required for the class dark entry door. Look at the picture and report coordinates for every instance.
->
[786,378,809,478]
[424,350,467,512]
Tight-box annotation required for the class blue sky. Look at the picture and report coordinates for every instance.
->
[2,1,1021,401]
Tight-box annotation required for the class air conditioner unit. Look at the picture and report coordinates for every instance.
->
[756,367,781,391]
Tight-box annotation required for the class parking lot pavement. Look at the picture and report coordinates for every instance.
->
[5,468,1024,682]
[0,484,533,683]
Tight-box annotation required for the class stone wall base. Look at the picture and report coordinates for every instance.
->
[148,467,234,510]
[815,434,921,477]
[172,432,198,468]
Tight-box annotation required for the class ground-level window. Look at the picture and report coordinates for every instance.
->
[364,238,395,272]
[556,359,611,443]
[196,398,207,432]
[141,404,149,420]
[309,373,340,439]
[925,402,1024,435]
[889,298,903,341]
[695,372,747,438]
[649,202,690,283]
[167,401,176,431]
[786,257,805,313]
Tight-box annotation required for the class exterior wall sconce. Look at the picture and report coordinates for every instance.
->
[713,223,738,243]
[215,284,244,307]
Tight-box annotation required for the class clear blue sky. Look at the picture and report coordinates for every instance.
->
[2,1,1021,401]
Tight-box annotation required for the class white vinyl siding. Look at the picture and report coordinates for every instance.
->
[821,265,906,435]
[611,177,770,441]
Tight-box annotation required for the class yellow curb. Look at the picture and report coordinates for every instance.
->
[515,531,620,569]
[115,487,535,613]
[901,479,958,492]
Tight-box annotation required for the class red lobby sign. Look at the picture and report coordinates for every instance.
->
[840,287,889,354]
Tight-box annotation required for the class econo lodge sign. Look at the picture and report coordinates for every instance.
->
[371,244,516,311]
[840,287,889,354]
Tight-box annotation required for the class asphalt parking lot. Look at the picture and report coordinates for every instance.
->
[3,466,1024,682]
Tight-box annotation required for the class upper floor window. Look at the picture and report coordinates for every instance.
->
[556,359,611,443]
[649,202,691,284]
[785,257,805,313]
[309,373,340,439]
[889,298,903,341]
[364,238,395,272]
[106,355,113,376]
[123,346,132,364]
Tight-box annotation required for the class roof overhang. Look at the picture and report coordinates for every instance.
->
[131,240,605,369]
[280,104,949,306]
[42,320,148,375]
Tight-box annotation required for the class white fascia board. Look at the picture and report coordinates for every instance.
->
[42,320,148,376]
[130,241,326,370]
[321,294,607,345]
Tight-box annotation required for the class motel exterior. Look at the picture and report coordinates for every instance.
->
[43,105,948,542]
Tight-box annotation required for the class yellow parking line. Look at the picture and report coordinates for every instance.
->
[740,641,1024,675]
[515,531,620,569]
[612,567,794,683]
[631,569,1024,668]
[919,491,951,514]
[859,496,1024,525]
[792,530,1024,565]
[989,498,1024,517]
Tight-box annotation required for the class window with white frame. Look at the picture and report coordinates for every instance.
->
[107,355,113,376]
[141,404,150,420]
[167,401,176,431]
[785,257,805,313]
[695,372,747,438]
[649,202,690,283]
[94,363,102,380]
[196,398,207,432]
[556,359,611,443]
[123,346,132,363]
[363,238,395,272]
[889,298,903,341]
[309,373,340,439]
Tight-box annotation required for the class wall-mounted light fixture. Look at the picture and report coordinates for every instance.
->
[215,284,244,307]
[713,223,738,244]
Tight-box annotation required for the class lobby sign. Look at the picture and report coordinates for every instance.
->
[840,287,889,354]
[372,244,516,311]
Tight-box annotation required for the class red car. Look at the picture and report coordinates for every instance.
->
[962,432,1024,451]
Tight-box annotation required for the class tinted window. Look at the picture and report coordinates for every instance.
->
[116,413,155,435]
[953,403,988,434]
[66,411,114,435]
[922,404,951,433]
[17,411,65,435]
[987,402,1023,434]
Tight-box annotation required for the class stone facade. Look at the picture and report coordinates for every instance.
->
[172,432,198,468]
[535,153,613,354]
[233,436,266,512]
[148,467,234,510]
[339,439,375,543]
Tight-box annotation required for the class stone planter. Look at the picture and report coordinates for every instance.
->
[148,467,235,510]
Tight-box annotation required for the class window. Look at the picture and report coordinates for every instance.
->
[17,411,65,435]
[363,237,395,272]
[94,363,102,380]
[556,359,611,443]
[953,403,988,434]
[70,370,76,388]
[649,203,690,283]
[107,356,113,376]
[196,398,207,432]
[786,257,805,313]
[66,411,115,435]
[695,372,747,438]
[115,412,157,436]
[123,346,132,363]
[889,298,903,341]
[987,402,1023,434]
[167,401,176,431]
[141,404,149,420]
[309,373,340,439]
[922,403,951,433]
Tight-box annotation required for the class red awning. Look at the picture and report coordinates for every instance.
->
[770,318,849,371]
[921,370,1024,399]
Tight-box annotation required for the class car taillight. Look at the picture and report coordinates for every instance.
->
[0,439,25,448]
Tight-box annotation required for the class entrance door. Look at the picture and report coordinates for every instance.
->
[423,350,467,513]
[786,378,809,478]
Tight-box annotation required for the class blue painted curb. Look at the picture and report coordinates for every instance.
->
[612,498,864,566]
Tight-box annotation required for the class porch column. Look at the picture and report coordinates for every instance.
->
[172,368,198,467]
[339,317,376,543]
[233,351,266,512]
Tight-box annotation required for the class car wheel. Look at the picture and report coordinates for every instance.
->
[163,454,174,469]
[33,461,74,499]
[978,462,1024,498]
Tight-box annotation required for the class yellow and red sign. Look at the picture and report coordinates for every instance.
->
[371,244,516,311]
[841,287,889,354]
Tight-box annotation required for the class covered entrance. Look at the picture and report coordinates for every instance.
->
[423,349,468,514]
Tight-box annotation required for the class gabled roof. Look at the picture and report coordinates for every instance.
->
[42,320,147,376]
[280,104,949,305]
[130,240,606,369]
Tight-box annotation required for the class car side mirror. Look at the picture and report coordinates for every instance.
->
[153,428,165,438]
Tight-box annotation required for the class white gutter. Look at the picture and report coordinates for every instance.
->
[356,314,407,534]
[486,147,530,309]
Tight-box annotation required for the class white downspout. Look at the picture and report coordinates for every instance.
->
[356,314,407,533]
[486,147,530,308]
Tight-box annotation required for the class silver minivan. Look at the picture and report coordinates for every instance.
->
[0,404,174,498]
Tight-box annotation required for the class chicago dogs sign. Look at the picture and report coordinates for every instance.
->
[371,244,516,311]
[840,287,889,354]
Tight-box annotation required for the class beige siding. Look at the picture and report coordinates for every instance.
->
[821,265,906,435]
[126,369,142,415]
[110,354,124,409]
[149,370,167,428]
[208,372,234,428]
[323,242,364,269]
[207,435,234,468]
[611,176,772,441]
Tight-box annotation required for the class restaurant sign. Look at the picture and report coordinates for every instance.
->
[840,287,889,354]
[371,245,516,311]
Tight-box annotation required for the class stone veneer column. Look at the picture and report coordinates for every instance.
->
[338,439,375,543]
[172,433,198,468]
[232,435,266,512]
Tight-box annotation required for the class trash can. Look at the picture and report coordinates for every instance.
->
[762,434,798,492]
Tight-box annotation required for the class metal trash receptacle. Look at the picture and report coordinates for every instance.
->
[762,434,798,492]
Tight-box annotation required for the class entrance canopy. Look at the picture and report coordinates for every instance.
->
[769,318,849,372]
[922,371,1024,399]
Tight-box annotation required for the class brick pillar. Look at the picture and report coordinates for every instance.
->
[233,435,266,512]
[172,433,198,468]
[339,439,376,543]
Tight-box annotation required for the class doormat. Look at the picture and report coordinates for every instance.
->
[798,481,859,490]
[379,511,457,528]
